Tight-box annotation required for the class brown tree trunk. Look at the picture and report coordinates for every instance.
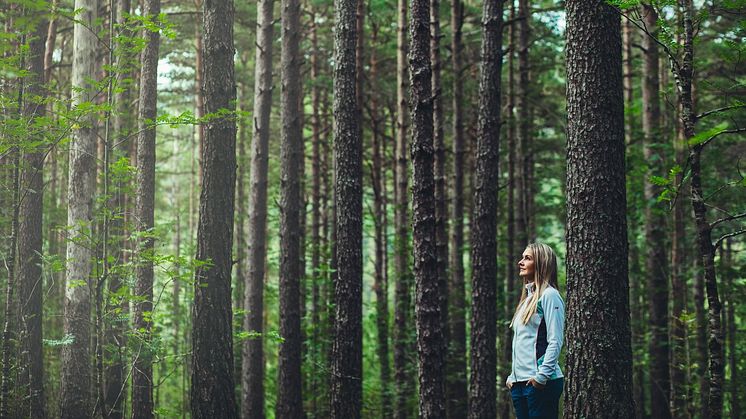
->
[241,0,274,417]
[468,0,503,417]
[447,0,467,415]
[329,0,363,415]
[640,5,671,418]
[132,0,160,416]
[564,1,634,417]
[61,1,98,416]
[17,10,47,419]
[276,0,304,413]
[515,0,531,246]
[409,0,445,414]
[393,0,413,414]
[723,241,738,418]
[190,0,237,416]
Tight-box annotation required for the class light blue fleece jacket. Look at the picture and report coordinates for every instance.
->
[507,284,565,385]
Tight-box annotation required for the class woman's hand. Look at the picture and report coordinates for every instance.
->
[528,378,545,390]
[506,377,513,389]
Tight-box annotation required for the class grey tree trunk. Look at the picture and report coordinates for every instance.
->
[468,0,503,417]
[133,0,160,416]
[61,1,97,416]
[564,1,634,417]
[241,0,273,416]
[190,0,237,416]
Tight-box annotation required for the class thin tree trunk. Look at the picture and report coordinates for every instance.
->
[241,0,274,417]
[515,0,531,246]
[276,0,304,413]
[640,5,671,418]
[393,0,413,413]
[447,0,467,415]
[468,0,503,417]
[723,241,738,418]
[132,0,160,416]
[190,0,237,416]
[17,10,47,419]
[564,1,634,417]
[61,1,97,416]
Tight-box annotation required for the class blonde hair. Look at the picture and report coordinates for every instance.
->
[511,243,559,326]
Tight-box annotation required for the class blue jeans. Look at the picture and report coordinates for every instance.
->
[510,377,563,419]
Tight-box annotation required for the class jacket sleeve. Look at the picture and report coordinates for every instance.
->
[535,289,565,384]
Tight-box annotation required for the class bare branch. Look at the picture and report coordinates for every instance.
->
[696,104,746,121]
[711,212,746,230]
[714,229,746,251]
[701,127,746,149]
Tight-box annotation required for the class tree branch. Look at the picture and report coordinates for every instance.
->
[714,229,746,251]
[696,104,746,121]
[701,127,746,149]
[711,212,746,229]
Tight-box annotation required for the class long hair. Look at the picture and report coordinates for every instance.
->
[511,242,559,326]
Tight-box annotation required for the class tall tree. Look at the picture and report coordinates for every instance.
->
[446,0,467,415]
[61,1,97,416]
[564,1,634,417]
[330,0,363,415]
[17,10,47,419]
[515,0,532,245]
[190,0,237,416]
[640,5,670,419]
[133,0,161,416]
[393,0,413,413]
[276,0,304,412]
[241,0,274,415]
[409,0,444,414]
[468,0,503,417]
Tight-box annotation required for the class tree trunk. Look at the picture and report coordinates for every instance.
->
[409,0,445,414]
[61,1,97,416]
[564,1,634,417]
[393,0,413,414]
[133,0,160,416]
[241,0,273,417]
[190,0,237,416]
[329,0,363,415]
[447,0,467,415]
[515,0,531,246]
[17,11,47,419]
[640,5,671,418]
[468,1,503,417]
[723,241,738,418]
[276,0,304,413]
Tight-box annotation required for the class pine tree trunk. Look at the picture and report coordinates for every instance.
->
[61,1,97,416]
[17,11,46,419]
[276,0,304,413]
[190,0,237,416]
[468,1,503,417]
[133,0,160,416]
[447,1,467,415]
[515,0,531,246]
[640,6,671,418]
[564,1,634,417]
[241,0,273,416]
[723,241,739,418]
[409,0,445,414]
[393,0,413,413]
[329,0,363,415]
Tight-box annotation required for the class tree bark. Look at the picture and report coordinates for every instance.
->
[17,10,47,419]
[61,1,98,416]
[447,0,467,415]
[133,0,160,416]
[276,0,304,413]
[241,0,273,417]
[190,0,237,416]
[564,1,634,417]
[468,0,503,417]
[515,0,531,246]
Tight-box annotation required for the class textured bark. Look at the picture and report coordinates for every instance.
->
[61,1,97,416]
[468,0,503,417]
[276,0,304,413]
[564,1,634,417]
[17,12,46,419]
[241,0,273,417]
[393,0,413,414]
[190,0,237,416]
[330,0,363,415]
[409,0,444,415]
[369,17,391,418]
[446,0,467,415]
[1,135,19,419]
[133,0,160,416]
[640,6,671,418]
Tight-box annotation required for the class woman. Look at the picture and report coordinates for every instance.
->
[505,243,565,419]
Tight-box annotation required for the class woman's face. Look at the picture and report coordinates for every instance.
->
[518,248,536,280]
